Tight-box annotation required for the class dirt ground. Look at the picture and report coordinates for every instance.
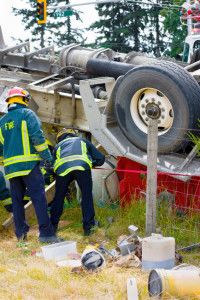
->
[0,226,150,300]
[0,202,199,300]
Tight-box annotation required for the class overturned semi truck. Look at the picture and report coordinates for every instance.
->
[1,26,200,196]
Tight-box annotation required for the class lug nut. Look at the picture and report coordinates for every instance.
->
[169,109,173,117]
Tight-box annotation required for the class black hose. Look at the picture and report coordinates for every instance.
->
[86,58,135,79]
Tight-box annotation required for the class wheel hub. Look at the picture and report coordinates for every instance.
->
[130,88,174,135]
[145,103,161,119]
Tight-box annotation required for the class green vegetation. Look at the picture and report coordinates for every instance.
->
[12,0,84,48]
[12,0,187,57]
[161,0,187,59]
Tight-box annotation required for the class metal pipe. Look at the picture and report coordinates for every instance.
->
[86,58,134,79]
[185,59,200,71]
[177,242,200,252]
[63,83,108,99]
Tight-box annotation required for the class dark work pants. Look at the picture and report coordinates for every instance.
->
[50,169,95,231]
[9,164,54,239]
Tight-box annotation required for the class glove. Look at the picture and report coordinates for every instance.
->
[44,160,53,172]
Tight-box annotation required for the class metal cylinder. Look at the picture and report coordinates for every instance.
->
[60,44,114,69]
[86,59,135,78]
[148,268,200,298]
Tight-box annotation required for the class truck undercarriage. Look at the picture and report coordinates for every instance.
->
[1,27,200,180]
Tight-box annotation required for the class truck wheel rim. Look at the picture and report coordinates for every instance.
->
[130,88,174,135]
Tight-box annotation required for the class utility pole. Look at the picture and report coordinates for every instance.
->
[155,0,161,57]
[186,0,192,34]
[145,104,159,236]
[66,0,71,44]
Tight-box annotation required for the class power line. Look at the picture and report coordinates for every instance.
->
[48,0,182,11]
[48,0,122,10]
[127,0,180,9]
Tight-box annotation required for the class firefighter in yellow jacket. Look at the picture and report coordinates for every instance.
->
[50,128,105,235]
[0,87,61,243]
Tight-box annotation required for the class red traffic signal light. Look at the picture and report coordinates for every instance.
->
[37,0,47,25]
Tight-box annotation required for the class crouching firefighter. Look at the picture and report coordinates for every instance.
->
[0,87,62,243]
[50,128,105,236]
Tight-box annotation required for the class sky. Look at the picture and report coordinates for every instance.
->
[0,1,98,46]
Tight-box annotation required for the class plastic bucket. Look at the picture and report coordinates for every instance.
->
[81,246,105,271]
[41,241,77,261]
[142,234,175,270]
[148,268,200,298]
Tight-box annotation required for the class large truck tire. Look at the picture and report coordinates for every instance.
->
[113,61,200,153]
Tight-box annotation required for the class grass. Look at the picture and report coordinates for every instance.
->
[0,198,199,299]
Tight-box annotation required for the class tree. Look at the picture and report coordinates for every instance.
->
[161,0,187,58]
[90,2,148,53]
[12,0,84,49]
[147,0,168,57]
[46,0,85,47]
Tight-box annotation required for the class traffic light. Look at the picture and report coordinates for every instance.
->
[37,0,47,25]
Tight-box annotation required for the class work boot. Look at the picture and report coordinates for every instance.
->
[17,233,27,242]
[84,229,91,236]
[84,221,100,236]
[39,235,64,244]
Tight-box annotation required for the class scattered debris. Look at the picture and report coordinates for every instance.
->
[41,241,77,261]
[117,225,140,256]
[127,278,139,300]
[175,251,183,265]
[67,252,81,260]
[177,242,200,252]
[134,240,142,261]
[118,240,135,256]
[128,225,139,234]
[107,216,114,225]
[31,250,37,256]
[15,222,184,283]
[36,252,43,258]
[81,246,105,271]
[56,259,82,268]
[98,244,117,259]
[115,253,141,268]
[142,234,175,270]
[117,234,141,256]
[173,263,200,271]
[71,266,84,274]
[148,267,200,298]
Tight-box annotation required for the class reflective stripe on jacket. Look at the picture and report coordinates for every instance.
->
[53,136,105,176]
[0,104,52,179]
